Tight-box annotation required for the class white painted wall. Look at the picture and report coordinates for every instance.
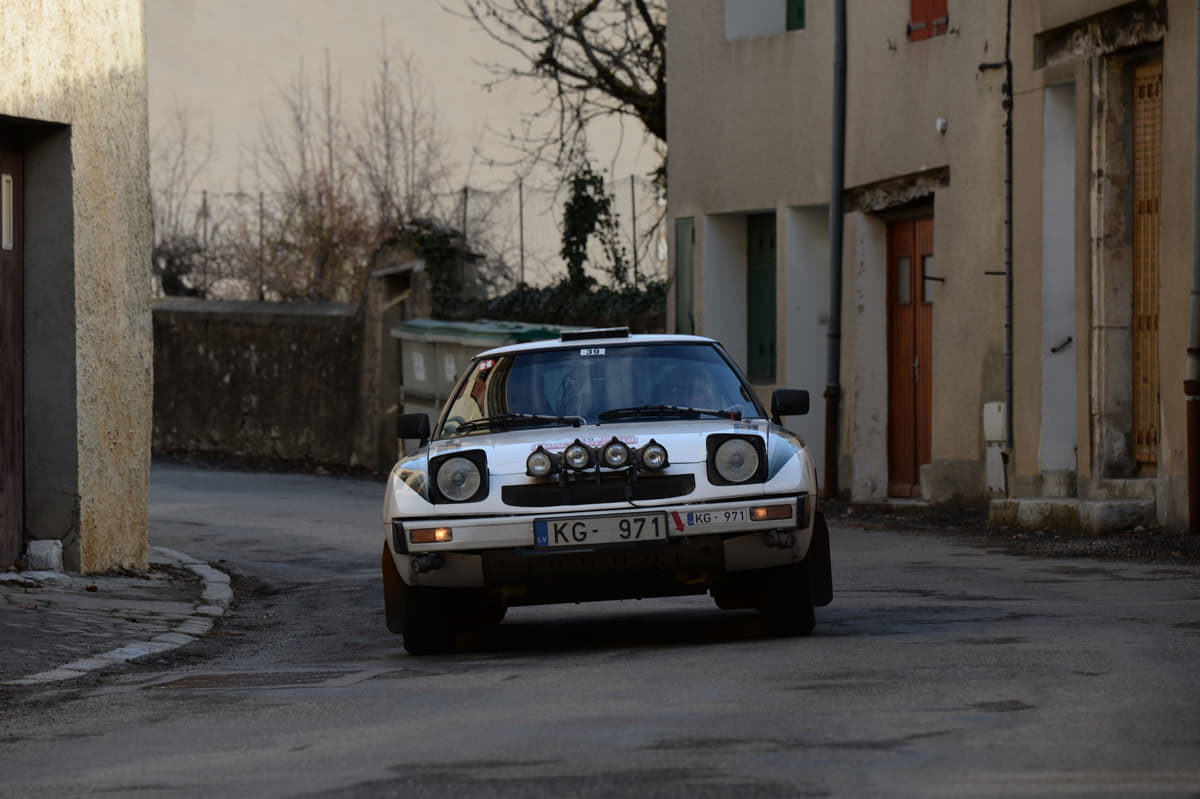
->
[848,212,889,502]
[1039,83,1077,477]
[702,214,749,371]
[783,206,829,476]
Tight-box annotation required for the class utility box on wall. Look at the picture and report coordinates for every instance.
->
[983,402,1007,496]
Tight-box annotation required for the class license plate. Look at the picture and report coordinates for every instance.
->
[534,512,667,548]
[686,508,750,525]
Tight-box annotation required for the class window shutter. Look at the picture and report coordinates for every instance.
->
[674,218,695,335]
[786,0,805,31]
[746,214,777,382]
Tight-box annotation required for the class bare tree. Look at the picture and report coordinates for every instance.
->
[150,107,215,296]
[455,0,666,179]
[248,51,373,301]
[354,33,454,233]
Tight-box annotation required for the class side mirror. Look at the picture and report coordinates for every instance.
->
[770,389,809,424]
[397,412,431,447]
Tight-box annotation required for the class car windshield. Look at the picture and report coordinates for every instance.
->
[437,342,764,437]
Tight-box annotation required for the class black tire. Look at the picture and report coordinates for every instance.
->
[757,563,816,637]
[381,542,457,654]
[467,594,507,628]
[398,581,458,655]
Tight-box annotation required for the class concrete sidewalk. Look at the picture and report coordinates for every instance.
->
[0,547,230,687]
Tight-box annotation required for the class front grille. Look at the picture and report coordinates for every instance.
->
[481,537,723,604]
[501,474,695,507]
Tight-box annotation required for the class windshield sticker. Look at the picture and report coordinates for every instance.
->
[579,347,606,357]
[533,435,637,451]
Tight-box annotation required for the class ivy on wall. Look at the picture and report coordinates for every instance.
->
[484,160,665,331]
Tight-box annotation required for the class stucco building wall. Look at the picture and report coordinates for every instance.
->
[668,0,1008,503]
[669,0,1195,527]
[0,2,152,571]
[1007,0,1189,526]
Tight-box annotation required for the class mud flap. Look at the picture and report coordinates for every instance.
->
[382,542,405,634]
[804,510,833,606]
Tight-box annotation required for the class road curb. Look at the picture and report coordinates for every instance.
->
[4,546,231,687]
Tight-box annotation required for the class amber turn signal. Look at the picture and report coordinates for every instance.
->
[751,505,792,522]
[409,527,452,544]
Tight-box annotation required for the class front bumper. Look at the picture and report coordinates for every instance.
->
[388,494,815,589]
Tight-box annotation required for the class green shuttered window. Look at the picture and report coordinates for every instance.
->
[674,218,695,335]
[786,0,805,31]
[746,213,776,382]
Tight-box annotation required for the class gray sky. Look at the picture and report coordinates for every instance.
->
[145,0,656,194]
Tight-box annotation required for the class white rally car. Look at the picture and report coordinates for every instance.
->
[383,328,832,653]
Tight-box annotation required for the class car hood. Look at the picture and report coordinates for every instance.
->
[426,418,773,475]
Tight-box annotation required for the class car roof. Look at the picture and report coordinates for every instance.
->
[475,330,719,359]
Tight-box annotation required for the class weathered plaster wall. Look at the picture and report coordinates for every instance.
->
[1009,0,1191,529]
[668,0,1008,504]
[0,2,152,571]
[152,300,365,468]
[1155,0,1196,528]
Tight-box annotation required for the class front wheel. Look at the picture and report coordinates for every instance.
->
[381,542,457,654]
[398,581,458,655]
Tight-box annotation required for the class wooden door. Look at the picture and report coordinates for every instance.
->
[887,216,933,497]
[1,148,22,569]
[1133,59,1162,465]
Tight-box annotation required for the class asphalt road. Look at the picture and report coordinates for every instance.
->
[1,462,1198,798]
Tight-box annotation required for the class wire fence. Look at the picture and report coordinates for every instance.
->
[153,172,668,302]
[448,173,668,290]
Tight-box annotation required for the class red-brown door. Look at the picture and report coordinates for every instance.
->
[887,216,933,497]
[1,148,22,569]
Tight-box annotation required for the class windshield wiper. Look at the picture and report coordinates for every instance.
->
[452,413,584,434]
[597,405,742,421]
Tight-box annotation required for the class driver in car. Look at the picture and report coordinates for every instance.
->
[662,367,720,410]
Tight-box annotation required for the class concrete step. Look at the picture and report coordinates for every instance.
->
[989,497,1155,535]
[1084,479,1157,502]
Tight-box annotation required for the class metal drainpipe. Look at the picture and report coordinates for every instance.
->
[978,0,1013,489]
[1003,0,1014,458]
[824,0,847,499]
[1187,0,1200,533]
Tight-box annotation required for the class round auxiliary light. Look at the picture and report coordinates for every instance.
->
[436,456,482,501]
[713,438,759,484]
[601,439,631,468]
[640,440,669,470]
[563,440,592,471]
[526,447,555,478]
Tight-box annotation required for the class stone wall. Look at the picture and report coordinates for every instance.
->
[153,299,366,469]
